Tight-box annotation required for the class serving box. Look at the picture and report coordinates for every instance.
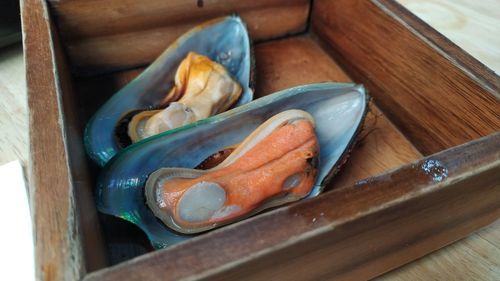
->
[22,0,499,280]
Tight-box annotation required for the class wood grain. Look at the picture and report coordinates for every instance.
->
[83,132,500,281]
[47,0,310,73]
[398,0,500,75]
[312,0,500,156]
[379,0,500,95]
[377,219,500,280]
[47,0,308,39]
[22,0,83,280]
[22,0,107,280]
[477,219,500,249]
[253,36,352,96]
[252,36,423,187]
[0,44,28,166]
[50,13,109,275]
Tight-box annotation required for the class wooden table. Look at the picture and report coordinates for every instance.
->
[0,0,498,279]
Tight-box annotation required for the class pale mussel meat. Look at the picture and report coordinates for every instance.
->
[96,83,368,248]
[128,52,243,143]
[85,16,253,167]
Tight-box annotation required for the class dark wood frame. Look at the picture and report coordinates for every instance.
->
[22,0,499,280]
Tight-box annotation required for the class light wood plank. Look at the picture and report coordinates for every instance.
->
[377,220,500,281]
[477,219,500,249]
[0,44,28,166]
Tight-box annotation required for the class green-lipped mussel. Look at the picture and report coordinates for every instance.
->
[96,83,368,248]
[145,109,319,234]
[85,16,254,167]
[128,52,243,143]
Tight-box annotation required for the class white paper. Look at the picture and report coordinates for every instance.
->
[0,160,35,281]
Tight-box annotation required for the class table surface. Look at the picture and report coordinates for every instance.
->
[0,0,498,280]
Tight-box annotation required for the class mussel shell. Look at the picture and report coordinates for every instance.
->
[85,16,254,167]
[96,83,368,248]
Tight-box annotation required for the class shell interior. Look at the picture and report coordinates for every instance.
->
[96,83,368,248]
[84,16,253,167]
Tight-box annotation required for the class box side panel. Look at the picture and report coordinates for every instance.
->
[311,0,500,155]
[22,0,107,280]
[83,132,499,281]
[22,0,84,279]
[49,10,109,276]
[47,0,311,73]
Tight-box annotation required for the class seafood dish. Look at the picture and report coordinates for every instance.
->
[96,83,368,248]
[85,16,254,167]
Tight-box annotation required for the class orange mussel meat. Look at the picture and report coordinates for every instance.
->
[145,110,319,234]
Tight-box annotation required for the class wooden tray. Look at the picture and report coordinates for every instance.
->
[22,0,499,280]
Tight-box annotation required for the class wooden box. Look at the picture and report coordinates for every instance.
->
[22,0,499,280]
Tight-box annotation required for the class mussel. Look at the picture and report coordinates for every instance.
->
[128,52,243,143]
[145,110,319,234]
[85,16,254,167]
[96,83,368,248]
